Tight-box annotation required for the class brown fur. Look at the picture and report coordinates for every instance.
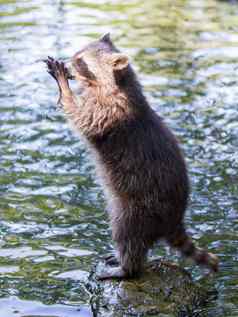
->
[45,34,218,278]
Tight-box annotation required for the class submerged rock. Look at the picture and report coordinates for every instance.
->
[86,259,216,317]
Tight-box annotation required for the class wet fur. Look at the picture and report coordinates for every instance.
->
[45,35,218,278]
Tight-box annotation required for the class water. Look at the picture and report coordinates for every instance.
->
[0,0,238,316]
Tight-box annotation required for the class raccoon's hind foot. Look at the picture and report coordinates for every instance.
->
[96,266,129,280]
[103,254,119,266]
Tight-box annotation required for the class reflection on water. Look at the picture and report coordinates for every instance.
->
[0,0,238,316]
[0,297,91,317]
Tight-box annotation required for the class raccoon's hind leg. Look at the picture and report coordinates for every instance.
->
[98,238,147,280]
[98,211,148,280]
[118,237,147,278]
[167,225,219,272]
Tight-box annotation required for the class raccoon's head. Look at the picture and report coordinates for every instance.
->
[70,34,130,88]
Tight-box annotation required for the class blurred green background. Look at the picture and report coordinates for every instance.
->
[0,0,238,316]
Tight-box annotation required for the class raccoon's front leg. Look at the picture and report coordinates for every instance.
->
[45,57,80,117]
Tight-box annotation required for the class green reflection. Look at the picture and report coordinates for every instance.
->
[0,0,238,316]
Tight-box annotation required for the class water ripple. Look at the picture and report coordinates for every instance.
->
[1,0,238,315]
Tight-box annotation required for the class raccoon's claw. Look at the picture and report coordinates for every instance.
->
[44,56,57,80]
[103,254,119,266]
[44,57,70,83]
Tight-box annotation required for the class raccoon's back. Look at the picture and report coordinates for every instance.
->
[94,109,189,208]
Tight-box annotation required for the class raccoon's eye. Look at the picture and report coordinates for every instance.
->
[76,57,83,64]
[75,57,96,81]
[76,57,87,69]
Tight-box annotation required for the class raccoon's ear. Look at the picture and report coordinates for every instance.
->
[100,33,111,43]
[111,53,129,70]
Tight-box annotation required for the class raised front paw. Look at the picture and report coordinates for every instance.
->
[44,57,69,87]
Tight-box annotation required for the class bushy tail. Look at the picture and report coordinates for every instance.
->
[167,226,219,272]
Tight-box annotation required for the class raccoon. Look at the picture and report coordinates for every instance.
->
[45,34,218,279]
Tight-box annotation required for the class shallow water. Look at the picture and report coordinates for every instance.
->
[0,0,238,316]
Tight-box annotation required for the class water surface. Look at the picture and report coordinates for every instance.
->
[0,0,238,316]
